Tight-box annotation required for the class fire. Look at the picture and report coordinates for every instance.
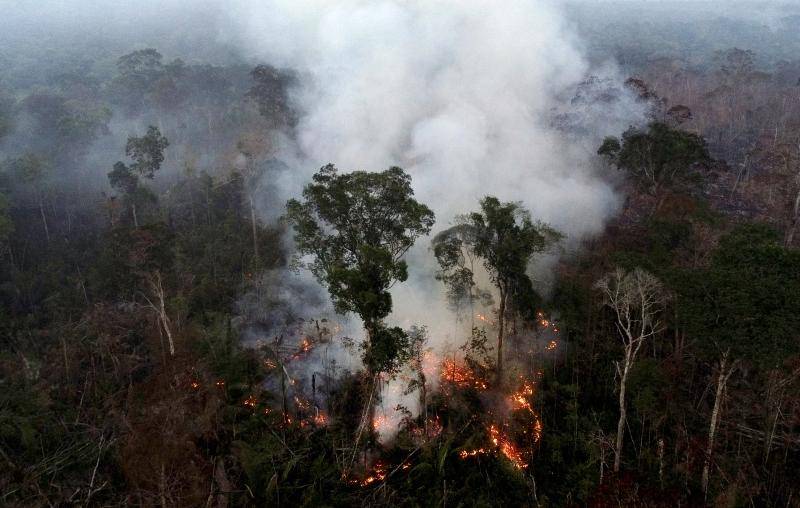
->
[294,396,311,411]
[190,380,200,390]
[422,350,440,378]
[488,424,527,469]
[359,461,388,486]
[509,379,543,444]
[545,340,557,350]
[440,358,488,390]
[243,395,257,408]
[291,338,314,360]
[373,414,391,434]
[314,411,328,426]
[459,448,490,459]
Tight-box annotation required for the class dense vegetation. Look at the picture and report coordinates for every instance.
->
[2,4,800,507]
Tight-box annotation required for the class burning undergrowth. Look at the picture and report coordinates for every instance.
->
[230,261,566,488]
[353,310,562,483]
[234,268,362,428]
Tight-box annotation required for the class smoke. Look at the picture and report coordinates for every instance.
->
[225,0,647,438]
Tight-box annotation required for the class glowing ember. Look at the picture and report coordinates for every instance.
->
[440,358,488,390]
[243,395,257,408]
[422,350,440,378]
[215,379,225,388]
[489,424,527,469]
[360,461,388,486]
[294,396,311,411]
[545,340,557,350]
[509,380,543,444]
[314,411,328,426]
[459,448,490,459]
[190,380,200,390]
[373,414,392,434]
[291,338,314,360]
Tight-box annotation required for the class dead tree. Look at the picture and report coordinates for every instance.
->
[143,271,175,356]
[595,267,667,473]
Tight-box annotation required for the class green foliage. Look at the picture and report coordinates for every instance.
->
[362,325,411,375]
[247,64,297,128]
[108,161,139,195]
[431,223,497,315]
[599,122,710,194]
[469,196,561,297]
[286,164,434,316]
[286,164,434,373]
[125,126,169,179]
[678,224,800,365]
[439,196,559,323]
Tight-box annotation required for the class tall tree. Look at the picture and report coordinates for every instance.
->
[126,126,169,179]
[108,126,168,227]
[285,163,434,376]
[286,164,433,456]
[598,122,710,196]
[431,222,486,324]
[595,267,667,473]
[435,197,560,384]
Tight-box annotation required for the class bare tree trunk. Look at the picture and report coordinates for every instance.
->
[784,188,800,246]
[419,370,428,437]
[145,271,174,356]
[249,194,259,261]
[658,437,665,488]
[496,287,506,386]
[61,335,70,378]
[702,351,736,494]
[132,202,139,228]
[38,194,50,243]
[614,353,631,473]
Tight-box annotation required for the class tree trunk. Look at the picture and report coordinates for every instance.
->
[784,188,800,246]
[146,272,174,356]
[614,356,630,473]
[249,195,259,262]
[702,351,735,494]
[132,202,139,228]
[419,371,428,437]
[496,287,506,385]
[38,194,50,243]
[658,437,665,488]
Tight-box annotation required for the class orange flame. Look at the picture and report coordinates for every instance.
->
[489,424,527,469]
[440,358,488,390]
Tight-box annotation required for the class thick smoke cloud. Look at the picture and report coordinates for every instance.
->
[229,0,622,234]
[225,0,646,437]
[226,0,643,331]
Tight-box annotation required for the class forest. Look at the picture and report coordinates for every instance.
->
[1,1,799,507]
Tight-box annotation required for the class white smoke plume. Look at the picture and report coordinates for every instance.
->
[225,0,646,437]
